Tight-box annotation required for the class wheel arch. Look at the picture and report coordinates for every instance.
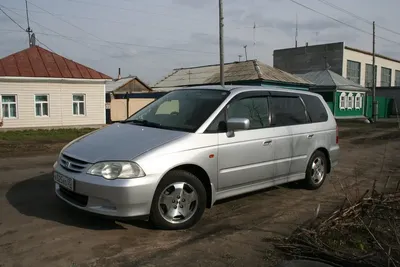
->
[162,164,214,208]
[314,147,331,173]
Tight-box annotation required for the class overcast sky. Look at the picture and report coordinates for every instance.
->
[1,0,400,84]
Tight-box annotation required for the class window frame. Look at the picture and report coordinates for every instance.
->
[395,70,400,87]
[34,94,50,117]
[339,92,346,110]
[346,60,361,84]
[381,67,392,87]
[347,93,354,110]
[1,94,18,119]
[72,94,86,116]
[365,64,377,87]
[354,93,362,110]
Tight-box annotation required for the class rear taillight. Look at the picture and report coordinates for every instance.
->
[336,126,339,144]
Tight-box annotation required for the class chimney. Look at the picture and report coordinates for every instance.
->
[118,68,121,79]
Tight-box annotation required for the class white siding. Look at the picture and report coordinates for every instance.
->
[0,80,106,129]
[343,48,400,87]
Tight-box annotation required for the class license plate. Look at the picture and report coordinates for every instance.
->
[54,172,74,191]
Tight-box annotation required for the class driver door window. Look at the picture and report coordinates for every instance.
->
[227,96,269,130]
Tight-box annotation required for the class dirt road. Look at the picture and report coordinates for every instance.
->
[1,125,400,267]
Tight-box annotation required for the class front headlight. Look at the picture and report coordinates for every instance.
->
[87,162,145,180]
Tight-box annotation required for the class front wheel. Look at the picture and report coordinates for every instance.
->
[303,151,328,190]
[149,170,206,230]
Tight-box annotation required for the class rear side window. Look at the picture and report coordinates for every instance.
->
[301,94,328,123]
[269,96,308,126]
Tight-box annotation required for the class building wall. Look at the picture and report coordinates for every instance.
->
[343,48,400,87]
[273,42,344,75]
[0,80,106,129]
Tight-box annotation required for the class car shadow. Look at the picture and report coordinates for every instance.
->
[5,172,154,230]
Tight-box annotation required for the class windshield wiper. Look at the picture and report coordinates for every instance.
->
[124,119,161,127]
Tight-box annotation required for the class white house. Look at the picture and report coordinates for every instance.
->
[0,45,112,129]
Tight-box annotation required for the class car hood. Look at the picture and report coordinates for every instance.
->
[62,123,188,163]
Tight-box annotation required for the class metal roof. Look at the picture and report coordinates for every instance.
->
[105,76,152,93]
[296,69,369,91]
[0,45,111,79]
[153,60,312,90]
[105,77,135,92]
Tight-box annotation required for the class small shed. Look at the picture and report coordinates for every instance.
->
[153,60,312,91]
[105,76,152,123]
[296,70,370,119]
[105,76,152,94]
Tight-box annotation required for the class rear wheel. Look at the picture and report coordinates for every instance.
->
[303,151,328,190]
[149,170,206,230]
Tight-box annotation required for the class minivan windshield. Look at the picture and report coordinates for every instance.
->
[124,89,230,132]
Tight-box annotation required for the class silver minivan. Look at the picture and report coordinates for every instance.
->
[53,86,339,230]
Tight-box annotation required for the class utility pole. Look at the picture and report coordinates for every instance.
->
[243,45,248,61]
[372,21,377,122]
[253,22,256,59]
[25,0,33,47]
[219,0,225,87]
[295,13,298,47]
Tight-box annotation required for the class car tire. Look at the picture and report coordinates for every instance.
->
[303,151,328,190]
[149,170,207,230]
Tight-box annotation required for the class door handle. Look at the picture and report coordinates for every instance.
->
[263,140,272,146]
[307,134,314,139]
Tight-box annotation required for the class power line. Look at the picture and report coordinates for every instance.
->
[4,6,218,37]
[35,37,54,52]
[316,0,400,37]
[59,0,210,23]
[1,6,229,56]
[0,6,55,52]
[288,0,400,47]
[26,1,126,52]
[55,0,243,25]
[0,6,26,32]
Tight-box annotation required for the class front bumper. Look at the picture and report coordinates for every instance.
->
[54,162,161,218]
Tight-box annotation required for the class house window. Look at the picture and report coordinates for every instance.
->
[339,92,346,110]
[365,64,377,87]
[381,67,392,87]
[73,94,86,115]
[395,70,400,86]
[1,95,17,118]
[346,60,361,84]
[347,93,354,110]
[35,95,49,117]
[355,93,362,109]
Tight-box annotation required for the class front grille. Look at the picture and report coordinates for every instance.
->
[60,154,89,173]
[59,186,88,207]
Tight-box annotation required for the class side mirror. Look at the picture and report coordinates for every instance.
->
[226,118,250,137]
